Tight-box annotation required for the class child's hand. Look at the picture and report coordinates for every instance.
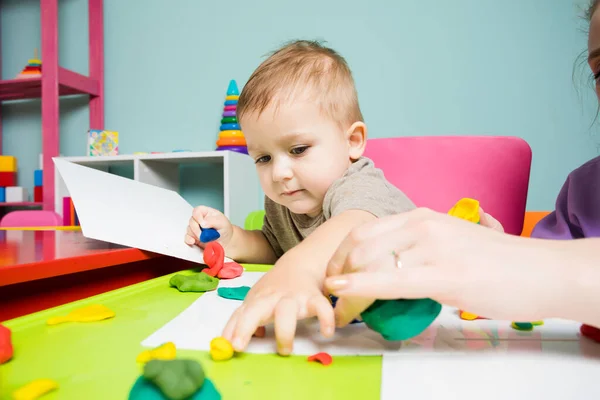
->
[184,206,234,250]
[222,266,335,356]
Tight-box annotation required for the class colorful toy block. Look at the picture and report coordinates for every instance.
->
[0,172,16,187]
[62,197,80,226]
[215,80,248,155]
[34,170,43,187]
[0,188,5,203]
[6,187,28,203]
[34,186,43,203]
[0,156,17,173]
[88,129,119,156]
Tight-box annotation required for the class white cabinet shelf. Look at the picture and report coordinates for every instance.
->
[54,151,261,228]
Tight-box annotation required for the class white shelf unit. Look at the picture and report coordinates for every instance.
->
[54,151,262,228]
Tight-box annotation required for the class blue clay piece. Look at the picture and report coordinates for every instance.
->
[224,100,237,106]
[227,80,239,96]
[219,123,241,131]
[128,376,221,400]
[200,227,220,243]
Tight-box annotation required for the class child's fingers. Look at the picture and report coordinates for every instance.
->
[185,225,200,245]
[230,301,275,352]
[307,295,335,337]
[192,206,214,226]
[222,306,243,341]
[478,208,504,232]
[273,297,298,356]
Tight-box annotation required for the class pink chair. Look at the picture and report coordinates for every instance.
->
[363,136,532,235]
[0,210,63,227]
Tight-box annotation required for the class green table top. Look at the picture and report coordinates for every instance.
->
[0,265,381,399]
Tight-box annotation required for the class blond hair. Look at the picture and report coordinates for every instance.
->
[237,40,363,128]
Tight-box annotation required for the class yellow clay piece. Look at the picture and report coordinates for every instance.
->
[532,321,544,326]
[459,311,480,321]
[46,304,115,326]
[448,198,480,223]
[12,378,58,400]
[136,342,177,363]
[210,337,234,361]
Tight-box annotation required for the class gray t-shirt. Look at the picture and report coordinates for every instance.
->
[261,157,416,259]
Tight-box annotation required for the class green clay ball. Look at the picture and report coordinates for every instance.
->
[143,359,205,400]
[128,375,221,400]
[217,286,250,301]
[169,272,219,292]
[360,298,442,341]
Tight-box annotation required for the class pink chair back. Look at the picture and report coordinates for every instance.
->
[0,210,63,227]
[363,136,532,235]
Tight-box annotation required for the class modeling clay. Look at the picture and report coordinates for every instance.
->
[137,342,177,364]
[581,324,600,343]
[46,304,115,325]
[217,286,250,301]
[511,321,544,331]
[459,310,486,321]
[361,298,442,341]
[203,242,224,277]
[0,324,13,364]
[199,227,220,243]
[129,376,221,400]
[143,359,204,400]
[253,326,266,338]
[210,337,234,361]
[448,198,481,223]
[12,378,58,400]
[307,352,333,366]
[217,262,243,279]
[169,272,219,292]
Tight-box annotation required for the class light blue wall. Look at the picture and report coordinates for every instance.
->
[2,0,599,210]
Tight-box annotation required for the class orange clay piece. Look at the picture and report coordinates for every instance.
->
[210,337,234,361]
[12,378,58,400]
[136,342,177,363]
[253,326,266,338]
[307,352,333,366]
[46,304,115,325]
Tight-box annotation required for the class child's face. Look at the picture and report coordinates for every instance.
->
[243,100,359,217]
[589,8,600,101]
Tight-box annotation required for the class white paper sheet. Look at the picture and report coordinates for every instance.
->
[142,272,407,355]
[53,158,231,264]
[381,352,600,400]
[141,271,584,356]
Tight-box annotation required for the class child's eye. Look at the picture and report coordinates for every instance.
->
[290,146,308,155]
[255,155,271,164]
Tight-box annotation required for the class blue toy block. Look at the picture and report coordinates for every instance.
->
[34,169,43,187]
[0,187,5,202]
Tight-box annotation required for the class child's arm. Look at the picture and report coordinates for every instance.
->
[222,209,376,355]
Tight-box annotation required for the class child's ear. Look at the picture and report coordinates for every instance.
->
[346,121,367,161]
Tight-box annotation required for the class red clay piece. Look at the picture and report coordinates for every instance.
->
[581,324,600,343]
[218,262,243,279]
[203,242,224,277]
[307,352,332,366]
[0,324,13,364]
[253,326,266,338]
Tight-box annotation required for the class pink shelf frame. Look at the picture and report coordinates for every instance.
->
[0,0,104,212]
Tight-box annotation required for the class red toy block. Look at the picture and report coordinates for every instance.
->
[0,324,13,364]
[34,186,43,202]
[0,172,16,187]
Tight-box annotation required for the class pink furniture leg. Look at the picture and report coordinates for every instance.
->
[89,0,104,130]
[41,0,59,211]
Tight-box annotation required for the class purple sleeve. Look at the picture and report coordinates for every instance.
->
[531,157,600,240]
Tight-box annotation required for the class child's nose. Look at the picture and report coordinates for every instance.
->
[272,160,293,182]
